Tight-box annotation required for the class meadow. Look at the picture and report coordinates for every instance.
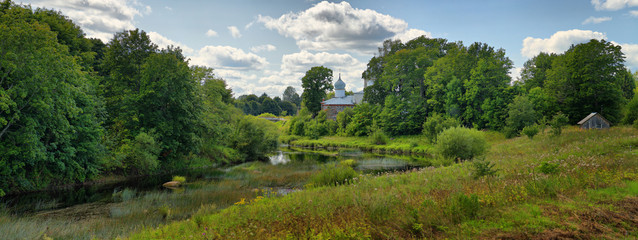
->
[131,126,638,239]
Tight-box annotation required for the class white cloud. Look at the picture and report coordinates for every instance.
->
[19,0,150,41]
[228,26,242,38]
[258,1,429,54]
[148,31,194,54]
[508,67,523,83]
[190,45,268,70]
[631,10,638,16]
[246,51,367,97]
[206,29,218,37]
[164,6,173,11]
[582,16,612,24]
[591,0,638,10]
[393,29,432,43]
[611,42,638,70]
[521,29,607,58]
[251,44,277,53]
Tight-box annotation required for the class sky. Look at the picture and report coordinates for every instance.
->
[17,0,638,98]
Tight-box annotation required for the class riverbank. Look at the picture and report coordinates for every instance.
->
[282,134,436,156]
[131,126,638,239]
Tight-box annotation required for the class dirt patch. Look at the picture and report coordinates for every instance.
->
[486,197,638,240]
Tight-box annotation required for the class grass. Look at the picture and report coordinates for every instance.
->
[287,135,433,156]
[0,161,319,240]
[129,126,638,239]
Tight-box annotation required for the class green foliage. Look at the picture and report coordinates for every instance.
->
[622,93,638,125]
[522,124,540,139]
[119,132,161,175]
[436,127,488,161]
[339,159,358,168]
[172,176,186,183]
[549,112,569,136]
[544,39,626,124]
[336,107,354,134]
[345,103,378,137]
[308,164,358,188]
[369,127,389,145]
[231,116,279,161]
[446,193,480,223]
[301,66,333,117]
[422,113,459,143]
[257,113,277,118]
[471,160,498,179]
[378,95,426,136]
[504,95,537,138]
[538,162,560,175]
[0,3,104,192]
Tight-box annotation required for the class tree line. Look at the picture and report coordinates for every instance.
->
[287,36,637,140]
[0,1,278,195]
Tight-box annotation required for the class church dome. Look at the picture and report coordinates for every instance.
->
[334,74,345,90]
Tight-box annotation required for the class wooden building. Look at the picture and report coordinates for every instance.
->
[577,112,610,129]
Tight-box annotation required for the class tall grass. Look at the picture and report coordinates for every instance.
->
[130,126,638,239]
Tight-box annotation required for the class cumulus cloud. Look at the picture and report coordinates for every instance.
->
[393,29,432,43]
[245,51,367,96]
[582,16,612,24]
[258,1,428,54]
[228,26,242,38]
[591,0,638,10]
[148,31,194,54]
[521,29,607,58]
[251,44,277,53]
[508,67,523,83]
[190,45,268,70]
[20,0,150,41]
[206,29,218,37]
[611,42,638,70]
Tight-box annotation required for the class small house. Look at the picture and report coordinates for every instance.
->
[577,112,610,129]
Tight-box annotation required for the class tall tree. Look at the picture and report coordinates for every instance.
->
[301,66,333,117]
[545,39,626,123]
[0,2,103,193]
[282,86,301,107]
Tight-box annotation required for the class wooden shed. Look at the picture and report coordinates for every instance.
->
[577,112,610,129]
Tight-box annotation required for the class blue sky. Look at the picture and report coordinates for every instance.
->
[18,0,638,97]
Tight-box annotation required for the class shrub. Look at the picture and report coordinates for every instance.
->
[120,132,161,175]
[369,128,389,145]
[549,112,569,136]
[622,94,638,125]
[504,95,537,136]
[422,113,459,143]
[538,162,560,174]
[308,164,358,188]
[436,127,488,161]
[471,160,498,179]
[522,124,540,139]
[172,176,186,183]
[256,112,277,118]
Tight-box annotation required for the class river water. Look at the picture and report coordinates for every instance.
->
[0,147,426,216]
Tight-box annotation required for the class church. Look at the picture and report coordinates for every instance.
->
[320,74,364,120]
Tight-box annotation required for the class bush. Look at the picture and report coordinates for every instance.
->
[522,124,540,139]
[436,127,487,161]
[471,160,498,179]
[339,159,358,168]
[369,128,389,145]
[622,94,638,125]
[550,112,569,136]
[538,162,560,174]
[121,132,161,175]
[422,113,459,143]
[308,164,358,188]
[504,95,537,136]
[172,176,186,183]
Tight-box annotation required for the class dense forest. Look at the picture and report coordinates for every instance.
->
[0,2,279,196]
[286,36,637,140]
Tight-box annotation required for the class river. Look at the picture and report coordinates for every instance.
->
[0,147,427,239]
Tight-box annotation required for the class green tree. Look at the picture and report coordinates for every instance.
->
[504,95,537,137]
[301,66,333,117]
[137,48,202,166]
[520,52,557,91]
[545,39,626,123]
[283,86,301,107]
[422,113,459,143]
[0,3,104,193]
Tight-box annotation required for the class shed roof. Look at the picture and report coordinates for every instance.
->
[577,112,610,125]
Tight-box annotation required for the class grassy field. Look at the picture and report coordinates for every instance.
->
[130,126,638,239]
